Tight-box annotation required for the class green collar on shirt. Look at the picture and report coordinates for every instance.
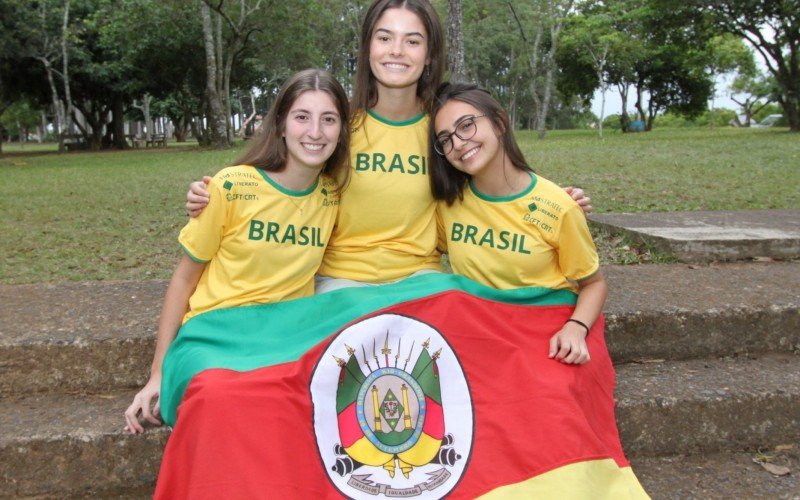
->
[258,168,319,197]
[367,108,426,127]
[469,171,537,202]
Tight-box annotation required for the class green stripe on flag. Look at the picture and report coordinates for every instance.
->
[161,273,577,425]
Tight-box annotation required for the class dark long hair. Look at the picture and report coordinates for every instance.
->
[234,69,351,188]
[350,0,445,123]
[429,82,532,205]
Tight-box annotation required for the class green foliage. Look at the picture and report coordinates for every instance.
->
[3,0,795,141]
[558,3,631,105]
[671,0,800,131]
[656,108,737,128]
[707,34,756,77]
[602,114,623,131]
[0,99,41,138]
[549,98,598,130]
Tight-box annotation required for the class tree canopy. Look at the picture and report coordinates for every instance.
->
[1,0,796,150]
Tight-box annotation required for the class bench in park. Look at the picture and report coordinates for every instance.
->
[132,134,167,148]
[63,134,88,151]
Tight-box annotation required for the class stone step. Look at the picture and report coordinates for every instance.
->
[616,354,800,456]
[1,262,798,396]
[632,450,799,499]
[0,390,167,498]
[590,209,800,263]
[1,354,798,498]
[602,262,800,363]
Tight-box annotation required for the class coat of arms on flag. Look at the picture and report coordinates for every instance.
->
[311,313,474,498]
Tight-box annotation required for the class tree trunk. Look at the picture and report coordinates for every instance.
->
[133,94,153,141]
[589,44,609,138]
[223,49,234,144]
[174,115,189,142]
[40,58,66,152]
[446,0,466,80]
[778,93,800,132]
[597,80,606,137]
[634,80,648,130]
[646,99,657,131]
[238,91,257,138]
[39,111,47,143]
[514,0,573,140]
[618,83,630,132]
[111,95,127,149]
[200,0,230,148]
[194,97,210,146]
[61,0,74,148]
[527,17,543,136]
[73,100,110,150]
[535,2,571,139]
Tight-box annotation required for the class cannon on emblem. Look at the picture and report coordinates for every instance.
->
[429,446,460,466]
[332,455,364,476]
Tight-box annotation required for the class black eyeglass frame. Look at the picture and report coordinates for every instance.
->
[434,114,486,156]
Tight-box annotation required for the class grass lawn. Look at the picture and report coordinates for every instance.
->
[1,127,797,284]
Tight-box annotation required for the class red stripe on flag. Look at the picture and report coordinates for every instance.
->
[422,395,444,439]
[336,402,362,448]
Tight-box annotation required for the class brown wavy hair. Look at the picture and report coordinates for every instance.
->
[429,82,532,205]
[350,0,445,124]
[234,69,351,189]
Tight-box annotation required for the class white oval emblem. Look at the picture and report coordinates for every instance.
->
[310,313,474,498]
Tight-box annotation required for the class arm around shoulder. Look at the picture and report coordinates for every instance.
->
[186,176,213,217]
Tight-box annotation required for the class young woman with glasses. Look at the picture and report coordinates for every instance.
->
[430,82,607,365]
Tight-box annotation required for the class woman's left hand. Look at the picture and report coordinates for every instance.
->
[548,322,591,364]
[564,186,593,215]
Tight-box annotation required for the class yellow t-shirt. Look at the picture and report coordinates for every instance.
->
[437,172,598,291]
[318,110,442,282]
[179,165,339,322]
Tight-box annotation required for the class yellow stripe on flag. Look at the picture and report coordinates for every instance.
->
[478,460,650,499]
[345,437,394,467]
[397,433,442,466]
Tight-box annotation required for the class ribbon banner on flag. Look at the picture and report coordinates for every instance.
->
[157,273,649,499]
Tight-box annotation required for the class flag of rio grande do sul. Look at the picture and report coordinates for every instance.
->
[157,273,649,499]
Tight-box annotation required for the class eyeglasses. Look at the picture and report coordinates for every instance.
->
[433,115,486,156]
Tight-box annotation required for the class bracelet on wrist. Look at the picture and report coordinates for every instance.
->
[566,318,590,336]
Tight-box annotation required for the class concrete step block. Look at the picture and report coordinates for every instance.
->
[0,390,166,498]
[590,209,800,263]
[617,354,800,456]
[604,262,800,362]
[2,354,798,497]
[632,450,799,499]
[1,263,797,395]
[0,281,162,395]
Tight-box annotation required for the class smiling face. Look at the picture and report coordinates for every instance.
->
[434,99,504,181]
[368,7,430,93]
[282,90,342,174]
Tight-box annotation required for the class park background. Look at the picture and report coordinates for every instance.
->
[0,0,797,284]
